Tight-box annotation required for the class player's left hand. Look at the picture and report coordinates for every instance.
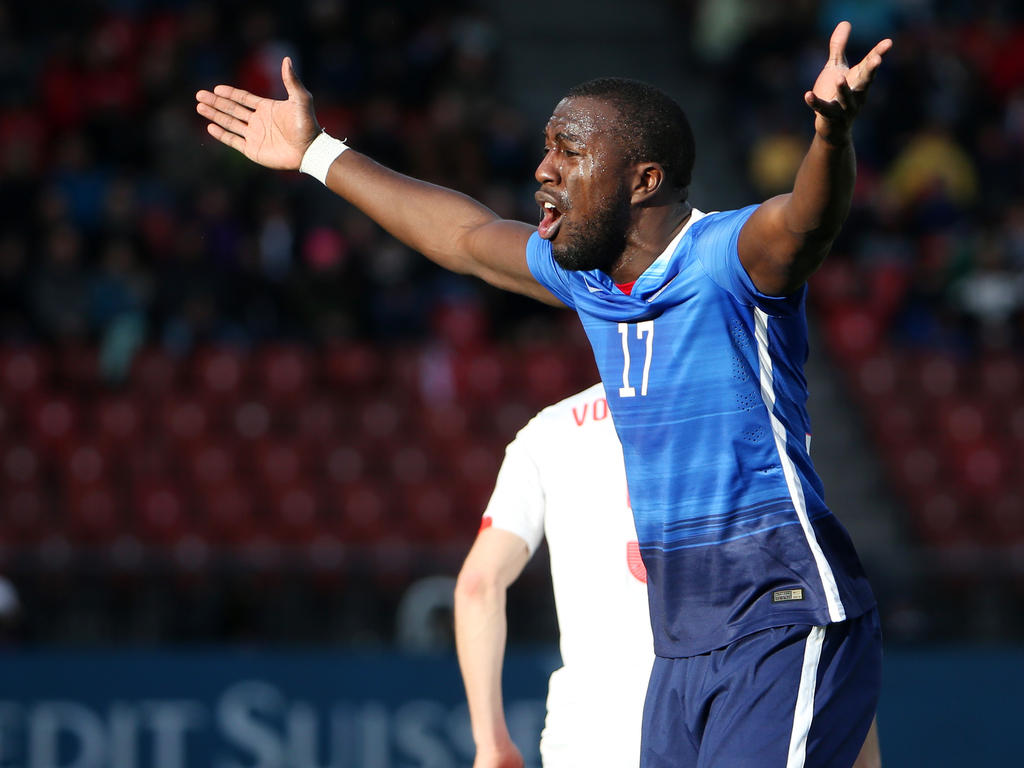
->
[805,21,892,145]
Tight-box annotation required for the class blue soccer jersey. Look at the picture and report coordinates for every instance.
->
[526,206,876,657]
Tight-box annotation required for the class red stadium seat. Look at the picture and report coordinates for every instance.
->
[255,345,315,405]
[865,263,911,324]
[303,532,349,584]
[197,484,257,546]
[328,480,394,543]
[807,260,859,308]
[452,348,513,405]
[821,304,881,366]
[430,299,489,352]
[122,441,177,485]
[491,398,537,442]
[416,401,471,445]
[385,442,433,486]
[322,442,369,486]
[26,394,79,456]
[947,439,1008,504]
[323,342,384,392]
[67,483,122,545]
[357,397,407,444]
[185,440,239,493]
[906,487,977,548]
[868,397,930,453]
[1,484,52,545]
[267,485,322,543]
[936,398,994,447]
[1003,400,1024,444]
[979,491,1024,547]
[447,438,503,487]
[54,344,99,390]
[888,444,944,501]
[249,439,310,493]
[133,480,190,545]
[1,443,42,488]
[160,396,212,446]
[398,481,460,543]
[128,347,180,398]
[60,441,110,490]
[520,345,574,407]
[192,346,251,403]
[912,352,963,401]
[0,346,51,402]
[852,349,905,404]
[385,345,427,396]
[230,398,273,442]
[0,402,12,439]
[977,353,1023,403]
[93,396,146,454]
[295,398,343,448]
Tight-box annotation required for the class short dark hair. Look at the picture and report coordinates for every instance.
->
[565,77,695,199]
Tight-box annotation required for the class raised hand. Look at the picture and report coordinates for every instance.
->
[195,57,320,170]
[805,21,892,144]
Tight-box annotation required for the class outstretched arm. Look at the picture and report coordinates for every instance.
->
[738,22,892,297]
[454,527,531,768]
[196,58,559,306]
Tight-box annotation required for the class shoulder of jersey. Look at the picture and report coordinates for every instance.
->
[518,382,610,438]
[539,382,605,416]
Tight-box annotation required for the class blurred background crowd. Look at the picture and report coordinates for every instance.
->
[0,0,1022,650]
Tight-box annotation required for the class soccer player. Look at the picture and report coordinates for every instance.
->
[454,383,881,768]
[197,20,891,766]
[454,383,653,768]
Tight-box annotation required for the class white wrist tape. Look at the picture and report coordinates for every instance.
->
[299,131,348,185]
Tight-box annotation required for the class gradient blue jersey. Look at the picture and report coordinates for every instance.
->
[526,207,876,657]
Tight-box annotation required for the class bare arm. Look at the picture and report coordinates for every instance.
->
[738,22,892,296]
[454,527,532,768]
[196,58,560,306]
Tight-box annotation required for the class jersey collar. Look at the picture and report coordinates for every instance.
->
[629,208,707,301]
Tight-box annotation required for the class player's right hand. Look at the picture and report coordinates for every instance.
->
[196,57,319,171]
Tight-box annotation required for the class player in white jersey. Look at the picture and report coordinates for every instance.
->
[454,383,652,768]
[454,384,882,768]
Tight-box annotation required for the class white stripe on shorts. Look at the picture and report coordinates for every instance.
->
[786,625,826,768]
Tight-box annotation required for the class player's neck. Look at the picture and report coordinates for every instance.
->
[606,202,693,284]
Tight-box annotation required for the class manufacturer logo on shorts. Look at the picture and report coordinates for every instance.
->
[772,588,805,603]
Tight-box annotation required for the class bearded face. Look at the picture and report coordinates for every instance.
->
[550,181,632,273]
[535,96,636,275]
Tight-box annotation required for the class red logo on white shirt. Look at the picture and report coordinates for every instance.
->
[571,397,610,426]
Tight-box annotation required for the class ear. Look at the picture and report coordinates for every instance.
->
[630,163,665,205]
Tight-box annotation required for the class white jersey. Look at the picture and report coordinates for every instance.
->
[482,383,654,768]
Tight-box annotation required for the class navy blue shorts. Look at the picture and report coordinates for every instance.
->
[641,608,882,768]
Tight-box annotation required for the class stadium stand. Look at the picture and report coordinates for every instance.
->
[1,0,1022,644]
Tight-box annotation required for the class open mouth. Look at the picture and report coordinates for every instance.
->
[538,201,564,240]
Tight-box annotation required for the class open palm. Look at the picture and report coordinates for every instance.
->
[195,57,319,170]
